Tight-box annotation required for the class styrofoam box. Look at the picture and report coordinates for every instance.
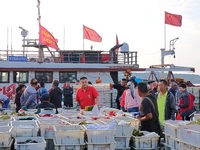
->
[0,139,13,150]
[53,139,85,150]
[82,125,116,144]
[86,142,116,150]
[179,141,200,150]
[115,136,131,149]
[180,124,200,147]
[0,126,13,146]
[38,119,68,138]
[54,125,85,145]
[14,137,46,150]
[131,131,159,149]
[11,120,39,137]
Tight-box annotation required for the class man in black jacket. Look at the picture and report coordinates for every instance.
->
[49,80,63,113]
[63,81,73,107]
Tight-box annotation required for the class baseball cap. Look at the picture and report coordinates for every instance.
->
[40,93,50,101]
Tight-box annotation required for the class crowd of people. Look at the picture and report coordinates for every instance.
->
[0,76,196,139]
[112,78,196,139]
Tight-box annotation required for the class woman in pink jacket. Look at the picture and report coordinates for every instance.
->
[124,82,141,112]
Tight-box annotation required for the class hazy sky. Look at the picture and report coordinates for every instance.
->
[0,0,200,75]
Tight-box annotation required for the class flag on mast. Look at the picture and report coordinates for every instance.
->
[165,11,182,27]
[83,25,102,42]
[39,25,59,50]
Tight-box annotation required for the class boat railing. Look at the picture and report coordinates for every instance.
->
[0,49,138,65]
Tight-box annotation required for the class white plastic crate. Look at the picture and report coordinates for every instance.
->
[115,136,131,149]
[194,114,200,121]
[165,135,180,150]
[0,126,13,146]
[54,125,85,145]
[11,120,39,137]
[14,137,46,150]
[180,124,200,147]
[131,131,159,150]
[83,125,115,144]
[114,116,139,130]
[87,142,116,150]
[13,116,37,121]
[179,141,200,150]
[0,120,10,126]
[0,139,13,150]
[115,124,134,137]
[38,119,68,138]
[53,139,85,150]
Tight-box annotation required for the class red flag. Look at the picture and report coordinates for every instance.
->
[83,25,102,42]
[39,25,59,50]
[165,11,182,27]
[116,34,119,54]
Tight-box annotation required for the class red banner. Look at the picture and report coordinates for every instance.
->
[39,25,59,50]
[83,25,102,42]
[0,84,16,99]
[165,11,182,27]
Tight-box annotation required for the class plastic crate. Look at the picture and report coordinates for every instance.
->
[194,114,200,121]
[114,116,140,130]
[0,139,13,150]
[179,141,200,150]
[38,119,68,138]
[54,125,85,145]
[11,120,39,137]
[0,120,10,126]
[13,116,37,121]
[165,135,180,150]
[180,124,200,147]
[86,142,116,150]
[115,136,131,149]
[131,131,159,150]
[115,124,134,137]
[0,126,13,146]
[14,137,46,150]
[53,139,85,150]
[83,125,115,144]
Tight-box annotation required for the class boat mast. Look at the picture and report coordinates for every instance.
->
[37,0,44,63]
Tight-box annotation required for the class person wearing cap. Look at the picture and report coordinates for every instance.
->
[36,93,55,109]
[20,78,38,109]
[15,84,26,112]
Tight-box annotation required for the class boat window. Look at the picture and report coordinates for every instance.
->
[0,71,9,83]
[35,72,53,83]
[59,72,77,83]
[13,71,28,83]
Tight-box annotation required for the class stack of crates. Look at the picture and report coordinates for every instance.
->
[53,124,86,150]
[93,83,112,108]
[0,126,13,150]
[11,120,46,150]
[112,116,139,150]
[82,124,116,150]
[37,117,68,150]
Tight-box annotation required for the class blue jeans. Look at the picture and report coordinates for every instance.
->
[3,98,10,108]
[127,107,139,113]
